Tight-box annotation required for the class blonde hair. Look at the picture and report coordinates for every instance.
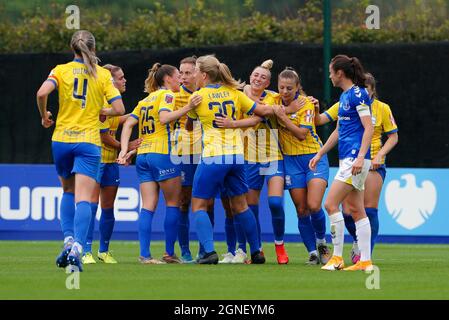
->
[144,63,177,93]
[260,59,273,70]
[279,67,306,95]
[252,59,273,81]
[102,64,122,78]
[70,30,99,78]
[196,55,241,89]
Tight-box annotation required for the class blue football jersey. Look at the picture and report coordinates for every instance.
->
[337,85,372,160]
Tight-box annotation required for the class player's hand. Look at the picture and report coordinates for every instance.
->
[214,115,234,128]
[188,94,202,109]
[117,150,128,165]
[128,138,143,151]
[41,111,55,128]
[123,150,137,166]
[308,96,320,110]
[100,108,109,116]
[288,96,306,112]
[351,157,364,175]
[370,155,382,170]
[309,153,322,171]
[274,105,288,121]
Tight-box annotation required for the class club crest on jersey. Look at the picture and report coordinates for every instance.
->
[304,109,313,123]
[343,103,350,111]
[165,94,174,104]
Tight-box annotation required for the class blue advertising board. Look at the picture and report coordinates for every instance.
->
[1,165,448,243]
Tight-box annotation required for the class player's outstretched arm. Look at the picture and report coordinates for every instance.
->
[309,125,339,171]
[214,115,262,129]
[159,94,202,124]
[117,116,138,165]
[101,99,125,117]
[36,81,56,128]
[274,106,308,141]
[351,115,374,175]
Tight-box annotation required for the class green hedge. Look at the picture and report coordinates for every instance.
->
[1,0,448,53]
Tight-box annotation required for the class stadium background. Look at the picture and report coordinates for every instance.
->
[1,1,448,243]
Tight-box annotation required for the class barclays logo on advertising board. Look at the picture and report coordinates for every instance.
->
[384,174,437,230]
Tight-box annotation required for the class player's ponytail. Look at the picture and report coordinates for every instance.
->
[144,63,177,93]
[218,63,241,89]
[364,72,378,99]
[331,55,367,88]
[196,55,241,90]
[70,30,99,78]
[260,59,273,71]
[279,67,306,95]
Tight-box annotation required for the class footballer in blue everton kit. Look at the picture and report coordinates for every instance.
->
[309,55,374,272]
[315,73,399,264]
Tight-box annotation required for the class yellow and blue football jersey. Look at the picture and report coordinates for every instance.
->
[172,85,202,156]
[187,84,256,157]
[48,59,121,146]
[131,89,175,155]
[99,99,121,163]
[242,90,283,162]
[275,95,323,155]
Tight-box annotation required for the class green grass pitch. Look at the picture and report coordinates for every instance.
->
[0,241,448,300]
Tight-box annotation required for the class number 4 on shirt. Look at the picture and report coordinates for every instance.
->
[73,78,88,108]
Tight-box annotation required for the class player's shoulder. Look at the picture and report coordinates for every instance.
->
[349,86,370,104]
[330,102,339,110]
[96,65,113,78]
[51,61,76,74]
[373,99,391,111]
[297,95,314,111]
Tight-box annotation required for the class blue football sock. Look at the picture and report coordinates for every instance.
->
[343,212,358,242]
[310,208,326,241]
[233,218,247,253]
[84,202,98,253]
[297,216,317,253]
[207,207,215,227]
[74,201,93,249]
[193,210,214,253]
[365,207,379,252]
[249,204,261,249]
[165,206,180,256]
[225,217,237,255]
[178,210,191,256]
[99,207,115,253]
[60,192,75,239]
[138,208,154,258]
[234,208,260,255]
[268,196,285,242]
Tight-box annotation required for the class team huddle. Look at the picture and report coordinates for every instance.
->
[36,30,398,272]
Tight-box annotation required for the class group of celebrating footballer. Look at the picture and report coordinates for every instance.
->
[36,30,398,272]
